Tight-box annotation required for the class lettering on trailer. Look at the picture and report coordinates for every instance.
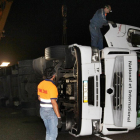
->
[127,61,132,122]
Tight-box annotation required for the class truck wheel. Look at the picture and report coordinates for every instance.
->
[45,45,75,68]
[45,45,68,60]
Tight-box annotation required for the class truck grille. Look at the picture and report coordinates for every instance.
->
[96,75,99,106]
[88,75,100,106]
[113,56,124,127]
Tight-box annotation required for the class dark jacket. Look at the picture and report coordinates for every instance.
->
[90,8,108,28]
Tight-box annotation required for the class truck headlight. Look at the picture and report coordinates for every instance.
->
[91,48,100,62]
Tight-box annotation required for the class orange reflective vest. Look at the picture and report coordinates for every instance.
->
[37,79,58,107]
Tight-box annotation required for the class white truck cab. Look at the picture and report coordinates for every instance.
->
[44,23,140,136]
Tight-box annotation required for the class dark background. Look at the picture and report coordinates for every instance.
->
[0,0,139,65]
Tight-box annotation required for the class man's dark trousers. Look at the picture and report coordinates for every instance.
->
[89,24,103,50]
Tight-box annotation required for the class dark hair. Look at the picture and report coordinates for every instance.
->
[44,67,56,79]
[104,5,111,9]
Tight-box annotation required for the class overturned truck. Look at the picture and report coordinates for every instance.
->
[38,23,140,136]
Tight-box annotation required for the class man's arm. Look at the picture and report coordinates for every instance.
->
[98,9,108,25]
[38,95,40,101]
[51,99,61,118]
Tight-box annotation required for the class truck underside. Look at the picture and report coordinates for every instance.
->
[45,45,83,136]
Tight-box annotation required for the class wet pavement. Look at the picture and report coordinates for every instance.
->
[0,107,140,140]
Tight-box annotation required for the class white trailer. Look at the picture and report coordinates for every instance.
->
[44,23,140,136]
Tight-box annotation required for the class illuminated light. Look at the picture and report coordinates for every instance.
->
[0,62,10,67]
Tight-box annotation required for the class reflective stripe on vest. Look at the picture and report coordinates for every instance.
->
[40,104,52,107]
[39,98,57,108]
[40,98,51,103]
[40,98,52,107]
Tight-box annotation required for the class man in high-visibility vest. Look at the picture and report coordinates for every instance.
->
[89,5,113,50]
[37,67,62,140]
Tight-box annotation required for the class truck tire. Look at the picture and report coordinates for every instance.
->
[45,45,75,68]
[45,45,68,60]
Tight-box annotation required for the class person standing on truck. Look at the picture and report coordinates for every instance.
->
[37,67,62,140]
[89,5,112,50]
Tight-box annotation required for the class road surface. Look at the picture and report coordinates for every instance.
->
[0,107,140,140]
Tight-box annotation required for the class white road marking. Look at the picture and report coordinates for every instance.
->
[95,134,113,140]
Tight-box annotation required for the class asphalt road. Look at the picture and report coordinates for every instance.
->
[0,107,140,140]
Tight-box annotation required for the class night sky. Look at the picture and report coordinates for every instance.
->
[0,0,140,65]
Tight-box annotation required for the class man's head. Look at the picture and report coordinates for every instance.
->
[104,5,112,13]
[43,67,56,80]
